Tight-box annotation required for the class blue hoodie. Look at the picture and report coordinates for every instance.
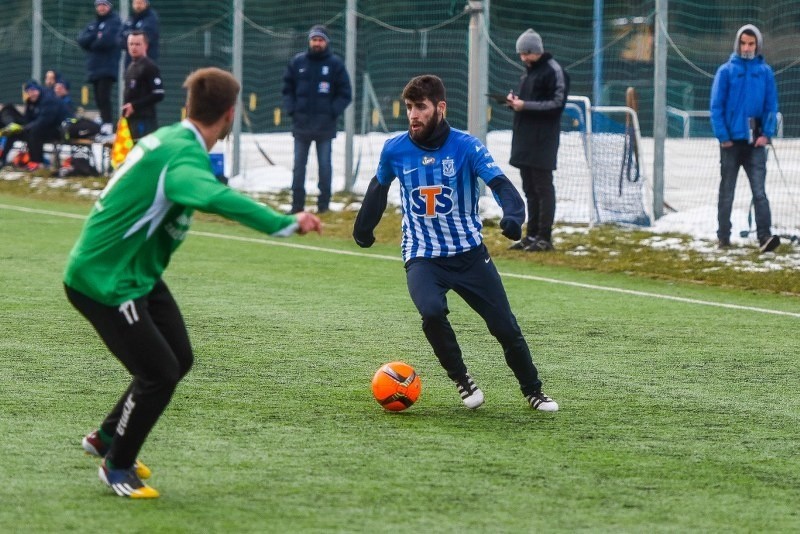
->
[710,24,779,143]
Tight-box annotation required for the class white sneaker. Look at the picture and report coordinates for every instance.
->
[526,391,558,412]
[100,123,114,136]
[453,373,484,409]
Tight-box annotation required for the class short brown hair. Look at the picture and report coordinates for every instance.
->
[402,75,446,106]
[182,67,241,125]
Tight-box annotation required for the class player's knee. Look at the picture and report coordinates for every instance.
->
[418,301,448,324]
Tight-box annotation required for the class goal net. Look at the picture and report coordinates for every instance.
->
[500,94,651,227]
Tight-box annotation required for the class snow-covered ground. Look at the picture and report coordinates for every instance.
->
[220,130,800,272]
[226,131,800,241]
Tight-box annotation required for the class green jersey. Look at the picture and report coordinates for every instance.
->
[64,120,298,306]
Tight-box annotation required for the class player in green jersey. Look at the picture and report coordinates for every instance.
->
[64,67,321,499]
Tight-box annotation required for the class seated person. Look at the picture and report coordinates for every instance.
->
[0,80,70,170]
[54,78,76,117]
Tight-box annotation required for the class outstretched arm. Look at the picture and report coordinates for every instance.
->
[353,176,390,248]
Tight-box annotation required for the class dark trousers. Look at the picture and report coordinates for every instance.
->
[405,245,542,396]
[717,142,772,242]
[2,126,59,164]
[93,77,115,125]
[128,116,158,141]
[65,280,194,469]
[292,136,332,212]
[520,166,556,242]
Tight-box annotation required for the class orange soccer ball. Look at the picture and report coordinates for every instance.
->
[371,361,422,411]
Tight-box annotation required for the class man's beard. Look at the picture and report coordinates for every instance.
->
[409,112,440,143]
[218,117,233,140]
[741,50,755,60]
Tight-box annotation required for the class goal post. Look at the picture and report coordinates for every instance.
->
[556,93,652,227]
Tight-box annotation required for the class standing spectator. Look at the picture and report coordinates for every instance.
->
[122,31,164,140]
[65,66,322,499]
[54,78,76,117]
[0,80,69,171]
[710,24,780,253]
[353,74,558,413]
[506,28,569,253]
[282,24,352,214]
[78,0,122,136]
[119,0,159,67]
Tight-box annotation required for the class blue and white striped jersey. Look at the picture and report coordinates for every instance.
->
[376,128,504,262]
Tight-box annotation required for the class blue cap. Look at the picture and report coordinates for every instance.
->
[24,80,41,91]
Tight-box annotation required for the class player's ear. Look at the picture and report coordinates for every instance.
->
[437,100,447,115]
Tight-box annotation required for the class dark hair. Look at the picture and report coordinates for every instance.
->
[402,75,446,106]
[740,29,757,40]
[129,30,149,44]
[183,67,241,125]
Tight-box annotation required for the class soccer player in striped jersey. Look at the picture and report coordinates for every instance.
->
[64,67,321,498]
[353,74,558,412]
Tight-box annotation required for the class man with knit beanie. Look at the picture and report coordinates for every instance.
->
[507,28,569,252]
[78,0,121,135]
[282,24,352,214]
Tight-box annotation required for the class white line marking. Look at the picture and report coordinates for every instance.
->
[3,202,799,318]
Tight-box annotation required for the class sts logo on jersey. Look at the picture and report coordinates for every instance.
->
[410,185,454,218]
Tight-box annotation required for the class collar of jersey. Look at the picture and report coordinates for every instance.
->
[181,119,207,151]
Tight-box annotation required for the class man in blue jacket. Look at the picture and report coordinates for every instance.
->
[0,80,69,171]
[710,24,779,253]
[282,24,352,214]
[78,0,122,136]
[119,0,159,67]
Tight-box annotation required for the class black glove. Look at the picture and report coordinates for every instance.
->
[500,217,522,241]
[353,231,375,248]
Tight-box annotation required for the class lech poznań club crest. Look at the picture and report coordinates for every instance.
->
[442,157,455,177]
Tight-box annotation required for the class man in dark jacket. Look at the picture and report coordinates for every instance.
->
[123,31,164,140]
[710,24,779,253]
[0,80,70,170]
[282,24,352,213]
[507,28,569,252]
[78,0,121,136]
[119,0,159,67]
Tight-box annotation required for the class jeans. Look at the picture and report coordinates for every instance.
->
[717,142,771,242]
[292,137,332,212]
[520,166,556,242]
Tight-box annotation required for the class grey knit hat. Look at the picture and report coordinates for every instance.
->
[516,28,543,54]
[308,24,330,43]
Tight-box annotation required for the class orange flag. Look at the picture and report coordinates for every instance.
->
[110,117,134,169]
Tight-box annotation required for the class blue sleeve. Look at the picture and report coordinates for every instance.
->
[117,20,131,49]
[375,141,397,186]
[710,66,729,142]
[762,66,779,138]
[92,16,121,52]
[77,23,96,50]
[470,140,504,184]
[331,61,352,117]
[281,60,297,115]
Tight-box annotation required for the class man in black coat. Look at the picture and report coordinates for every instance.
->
[507,28,569,252]
[122,31,164,140]
[282,24,352,214]
[119,0,160,67]
[78,0,121,135]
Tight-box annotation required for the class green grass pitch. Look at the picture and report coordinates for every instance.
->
[1,194,799,532]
